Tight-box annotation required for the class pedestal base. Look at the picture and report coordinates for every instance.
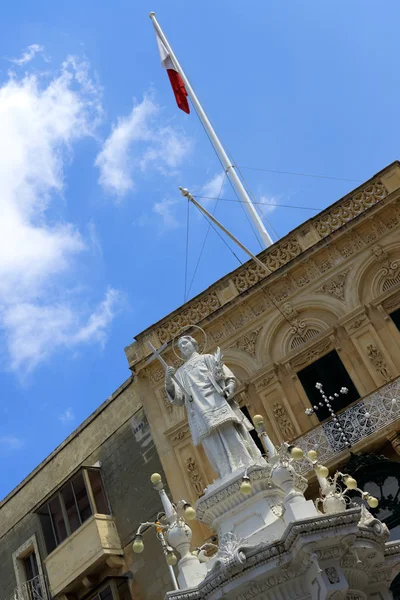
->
[165,508,400,600]
[177,555,207,589]
[195,465,287,546]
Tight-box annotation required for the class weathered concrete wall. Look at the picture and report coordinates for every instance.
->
[87,407,166,547]
[0,513,46,599]
[0,378,168,600]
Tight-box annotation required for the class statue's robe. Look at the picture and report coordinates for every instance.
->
[166,351,263,479]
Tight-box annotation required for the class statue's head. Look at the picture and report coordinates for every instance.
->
[177,335,199,359]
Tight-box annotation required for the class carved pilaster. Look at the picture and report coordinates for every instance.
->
[366,344,392,383]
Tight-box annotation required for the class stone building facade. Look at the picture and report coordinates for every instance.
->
[1,161,400,600]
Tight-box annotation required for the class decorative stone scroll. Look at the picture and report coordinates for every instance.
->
[314,180,388,238]
[156,291,220,344]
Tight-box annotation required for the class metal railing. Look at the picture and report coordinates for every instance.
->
[11,576,47,600]
[295,377,400,474]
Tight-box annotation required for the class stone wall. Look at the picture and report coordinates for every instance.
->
[0,379,169,600]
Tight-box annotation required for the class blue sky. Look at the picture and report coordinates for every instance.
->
[1,0,400,499]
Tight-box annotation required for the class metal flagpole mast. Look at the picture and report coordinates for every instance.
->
[149,12,274,248]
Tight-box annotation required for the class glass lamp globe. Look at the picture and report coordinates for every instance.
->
[166,552,178,566]
[151,473,162,485]
[344,476,357,490]
[240,477,252,495]
[132,536,144,554]
[290,447,304,460]
[184,505,196,520]
[367,495,379,509]
[316,464,329,478]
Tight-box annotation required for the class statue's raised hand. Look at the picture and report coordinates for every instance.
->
[165,365,176,384]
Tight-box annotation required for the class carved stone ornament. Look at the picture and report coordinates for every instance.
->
[186,456,205,497]
[366,344,392,382]
[316,270,349,302]
[255,372,275,391]
[171,428,190,443]
[314,180,388,238]
[232,328,261,357]
[272,402,295,440]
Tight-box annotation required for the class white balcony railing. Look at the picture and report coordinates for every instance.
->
[11,576,47,600]
[295,377,400,474]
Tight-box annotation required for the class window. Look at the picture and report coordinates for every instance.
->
[12,537,47,600]
[390,307,400,332]
[38,468,110,554]
[297,350,360,421]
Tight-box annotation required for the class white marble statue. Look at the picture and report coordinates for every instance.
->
[165,336,263,480]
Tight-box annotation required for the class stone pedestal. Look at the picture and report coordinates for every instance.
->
[195,465,287,547]
[165,507,400,600]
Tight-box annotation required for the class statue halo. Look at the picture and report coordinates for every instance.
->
[172,324,208,361]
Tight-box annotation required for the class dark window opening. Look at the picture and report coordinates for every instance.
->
[23,552,39,580]
[88,469,110,515]
[297,350,360,421]
[390,307,400,332]
[38,468,110,555]
[240,406,265,455]
[73,472,92,523]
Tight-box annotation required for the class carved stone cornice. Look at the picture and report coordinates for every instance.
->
[314,180,388,238]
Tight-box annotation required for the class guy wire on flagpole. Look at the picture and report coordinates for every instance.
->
[149,12,274,249]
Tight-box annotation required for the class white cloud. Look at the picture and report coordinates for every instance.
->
[10,44,45,66]
[95,96,192,197]
[199,172,226,203]
[0,52,120,372]
[153,198,179,229]
[59,408,75,423]
[0,436,23,450]
[2,289,122,372]
[258,194,278,217]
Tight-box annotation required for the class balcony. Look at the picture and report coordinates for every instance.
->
[44,515,123,597]
[12,576,47,600]
[294,376,400,474]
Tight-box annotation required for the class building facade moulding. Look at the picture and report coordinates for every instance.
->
[126,166,400,373]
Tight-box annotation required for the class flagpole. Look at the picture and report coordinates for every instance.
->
[149,12,274,249]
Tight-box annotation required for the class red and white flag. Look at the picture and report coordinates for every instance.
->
[154,29,190,114]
